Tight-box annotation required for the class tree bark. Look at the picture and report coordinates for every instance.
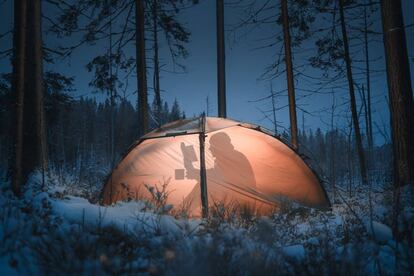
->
[11,0,27,196]
[152,0,161,127]
[109,1,116,167]
[380,0,414,186]
[363,2,374,150]
[330,90,336,202]
[22,0,47,184]
[136,0,149,134]
[33,0,47,177]
[216,0,226,118]
[281,0,298,150]
[339,0,368,185]
[270,83,277,134]
[361,85,370,151]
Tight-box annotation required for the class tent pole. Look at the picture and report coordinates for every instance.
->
[199,113,209,217]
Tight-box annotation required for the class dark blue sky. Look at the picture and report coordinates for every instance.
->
[1,0,413,145]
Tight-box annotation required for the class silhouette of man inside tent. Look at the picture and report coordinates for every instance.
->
[180,132,256,207]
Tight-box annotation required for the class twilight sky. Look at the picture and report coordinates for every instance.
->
[1,0,413,146]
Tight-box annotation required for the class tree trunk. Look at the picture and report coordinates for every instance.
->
[216,0,226,118]
[361,85,370,153]
[152,0,161,127]
[339,0,368,185]
[381,0,414,187]
[281,0,298,150]
[11,0,27,196]
[270,83,278,134]
[363,2,374,150]
[109,1,116,167]
[34,0,47,171]
[330,90,336,202]
[21,0,47,186]
[347,121,353,197]
[136,0,149,134]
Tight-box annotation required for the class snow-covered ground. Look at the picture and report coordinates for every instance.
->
[1,171,413,275]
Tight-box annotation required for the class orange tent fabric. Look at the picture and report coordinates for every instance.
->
[102,117,330,216]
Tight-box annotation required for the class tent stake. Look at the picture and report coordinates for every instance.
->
[199,114,209,217]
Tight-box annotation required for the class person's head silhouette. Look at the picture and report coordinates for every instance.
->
[209,132,234,158]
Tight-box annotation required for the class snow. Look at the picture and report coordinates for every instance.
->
[0,257,18,276]
[281,244,305,260]
[366,221,393,243]
[306,237,319,245]
[0,170,413,274]
[51,195,198,237]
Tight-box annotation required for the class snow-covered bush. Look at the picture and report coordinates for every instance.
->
[1,167,413,275]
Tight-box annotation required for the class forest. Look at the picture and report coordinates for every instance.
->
[0,0,413,275]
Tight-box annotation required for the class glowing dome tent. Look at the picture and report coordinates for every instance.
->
[102,116,330,216]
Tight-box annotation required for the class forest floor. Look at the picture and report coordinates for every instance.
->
[0,169,413,275]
